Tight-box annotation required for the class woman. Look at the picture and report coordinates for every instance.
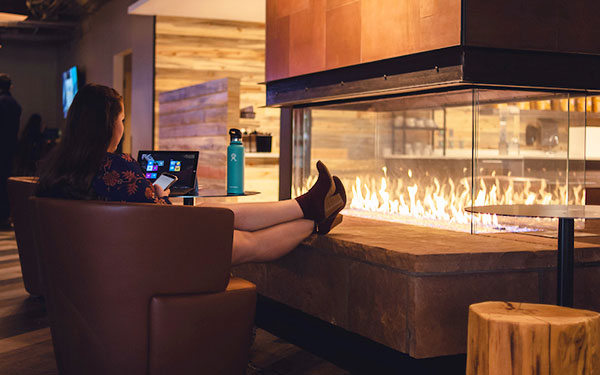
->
[37,84,345,265]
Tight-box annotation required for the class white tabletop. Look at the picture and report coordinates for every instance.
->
[466,204,600,219]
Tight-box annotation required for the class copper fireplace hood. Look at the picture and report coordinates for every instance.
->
[265,0,600,108]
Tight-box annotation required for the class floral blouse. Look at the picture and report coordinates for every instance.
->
[93,153,171,205]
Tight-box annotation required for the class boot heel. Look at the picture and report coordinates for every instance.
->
[317,214,343,235]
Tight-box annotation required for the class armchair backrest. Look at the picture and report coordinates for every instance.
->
[7,177,43,295]
[31,197,234,374]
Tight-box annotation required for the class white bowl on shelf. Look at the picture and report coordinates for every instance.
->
[414,142,423,155]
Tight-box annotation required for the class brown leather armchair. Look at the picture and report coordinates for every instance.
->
[32,197,257,375]
[7,176,44,296]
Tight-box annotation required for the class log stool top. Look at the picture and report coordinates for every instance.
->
[467,301,600,375]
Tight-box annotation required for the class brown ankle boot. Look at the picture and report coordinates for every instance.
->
[295,161,341,222]
[316,176,347,235]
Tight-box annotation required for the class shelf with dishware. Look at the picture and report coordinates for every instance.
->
[391,110,447,156]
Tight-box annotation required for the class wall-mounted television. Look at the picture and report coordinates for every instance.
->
[62,66,79,118]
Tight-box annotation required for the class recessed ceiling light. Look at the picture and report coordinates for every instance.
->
[0,12,28,22]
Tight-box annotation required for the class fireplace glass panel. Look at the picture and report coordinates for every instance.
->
[291,88,596,233]
[471,90,588,233]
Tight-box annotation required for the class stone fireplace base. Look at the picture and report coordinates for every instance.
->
[233,216,600,359]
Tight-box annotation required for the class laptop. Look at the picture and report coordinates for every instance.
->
[137,150,199,196]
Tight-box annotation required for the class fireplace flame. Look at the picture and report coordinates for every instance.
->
[302,167,585,233]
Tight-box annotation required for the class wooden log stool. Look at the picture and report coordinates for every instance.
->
[467,301,600,375]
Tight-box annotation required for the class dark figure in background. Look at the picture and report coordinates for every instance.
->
[14,114,49,176]
[0,74,22,228]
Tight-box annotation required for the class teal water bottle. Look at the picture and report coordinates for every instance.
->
[227,128,244,195]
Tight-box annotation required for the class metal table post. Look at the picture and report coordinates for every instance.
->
[557,218,574,307]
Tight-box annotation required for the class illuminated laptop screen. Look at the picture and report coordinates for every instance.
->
[137,151,199,195]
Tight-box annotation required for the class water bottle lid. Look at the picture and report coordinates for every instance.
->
[229,128,242,141]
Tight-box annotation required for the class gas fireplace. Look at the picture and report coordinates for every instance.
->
[235,2,600,361]
[289,88,596,233]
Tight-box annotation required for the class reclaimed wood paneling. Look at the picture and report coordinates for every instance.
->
[155,16,280,151]
[158,78,240,190]
[156,18,265,40]
[155,16,282,200]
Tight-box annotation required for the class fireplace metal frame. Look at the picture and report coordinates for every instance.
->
[275,47,600,201]
[267,46,600,108]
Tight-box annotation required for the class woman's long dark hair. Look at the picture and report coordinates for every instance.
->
[37,84,123,199]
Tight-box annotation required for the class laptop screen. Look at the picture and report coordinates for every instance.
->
[137,151,199,195]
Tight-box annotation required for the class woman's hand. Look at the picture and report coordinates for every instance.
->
[153,184,170,198]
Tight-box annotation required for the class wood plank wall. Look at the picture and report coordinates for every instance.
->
[266,0,461,81]
[155,16,280,151]
[158,78,240,190]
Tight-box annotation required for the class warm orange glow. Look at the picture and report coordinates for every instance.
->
[0,12,27,22]
[297,168,585,233]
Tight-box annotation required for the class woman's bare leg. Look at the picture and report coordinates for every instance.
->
[231,219,314,265]
[204,199,304,231]
[203,160,344,232]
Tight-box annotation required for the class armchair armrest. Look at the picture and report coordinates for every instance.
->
[148,278,257,375]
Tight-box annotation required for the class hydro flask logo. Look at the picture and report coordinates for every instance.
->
[230,153,237,162]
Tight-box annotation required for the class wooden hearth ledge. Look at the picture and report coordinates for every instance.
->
[232,216,600,359]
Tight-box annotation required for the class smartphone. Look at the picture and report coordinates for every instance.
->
[153,172,178,191]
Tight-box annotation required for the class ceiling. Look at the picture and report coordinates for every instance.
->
[0,0,108,43]
[0,0,109,21]
[0,0,265,44]
[128,0,265,23]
